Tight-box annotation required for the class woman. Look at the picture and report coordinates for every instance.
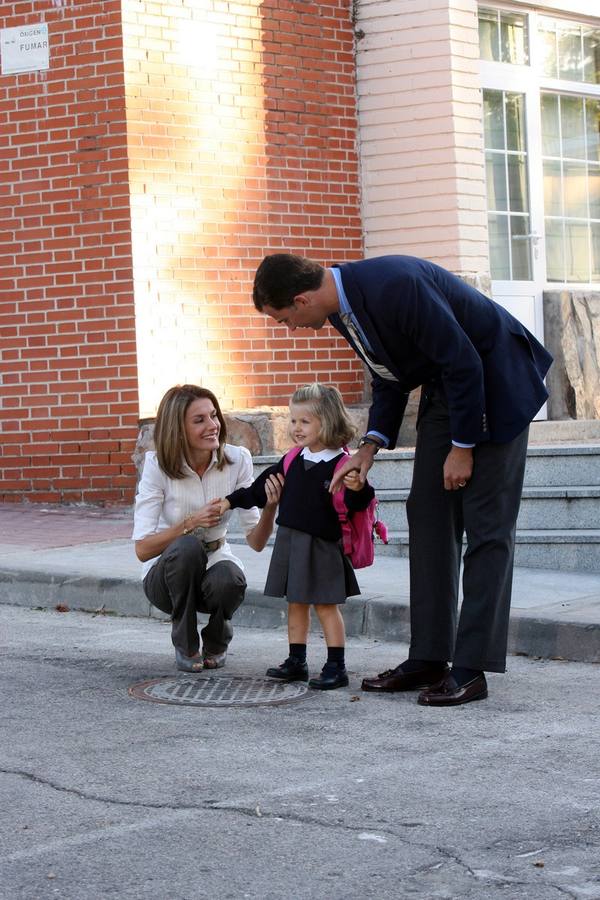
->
[133,385,282,672]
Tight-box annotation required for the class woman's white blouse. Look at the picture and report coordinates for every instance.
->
[132,445,260,580]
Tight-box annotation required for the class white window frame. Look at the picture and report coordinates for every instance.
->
[480,3,600,292]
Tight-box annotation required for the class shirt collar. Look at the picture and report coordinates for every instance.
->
[181,450,218,476]
[301,447,343,463]
[330,267,352,317]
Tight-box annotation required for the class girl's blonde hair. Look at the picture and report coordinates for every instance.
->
[154,384,229,479]
[290,383,355,449]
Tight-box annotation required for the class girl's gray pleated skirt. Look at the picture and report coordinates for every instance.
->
[264,526,360,604]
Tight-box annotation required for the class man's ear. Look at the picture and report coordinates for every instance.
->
[294,293,311,308]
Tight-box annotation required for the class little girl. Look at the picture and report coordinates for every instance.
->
[220,382,374,690]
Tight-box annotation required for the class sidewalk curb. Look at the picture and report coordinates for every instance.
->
[1,567,598,664]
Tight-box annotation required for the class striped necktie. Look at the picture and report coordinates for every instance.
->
[340,313,398,382]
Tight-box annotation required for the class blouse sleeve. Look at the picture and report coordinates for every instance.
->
[132,453,166,540]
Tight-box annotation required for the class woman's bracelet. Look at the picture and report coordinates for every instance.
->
[182,516,194,535]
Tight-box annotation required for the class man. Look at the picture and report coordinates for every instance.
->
[252,253,553,707]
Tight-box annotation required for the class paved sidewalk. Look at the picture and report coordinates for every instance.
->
[0,503,599,663]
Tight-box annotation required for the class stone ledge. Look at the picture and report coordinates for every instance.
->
[133,396,419,477]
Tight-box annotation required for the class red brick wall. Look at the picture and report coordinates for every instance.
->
[2,0,364,504]
[124,0,364,418]
[1,1,139,504]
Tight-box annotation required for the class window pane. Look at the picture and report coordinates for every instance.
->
[561,96,586,159]
[541,94,560,156]
[545,220,565,281]
[479,8,499,62]
[488,214,510,279]
[543,161,562,216]
[565,222,590,280]
[559,24,583,82]
[506,93,526,152]
[501,13,528,66]
[539,17,600,85]
[583,29,600,85]
[592,222,600,280]
[589,165,600,219]
[563,161,588,217]
[508,154,528,212]
[586,99,600,163]
[486,152,508,210]
[483,90,504,150]
[540,22,558,78]
[510,216,532,279]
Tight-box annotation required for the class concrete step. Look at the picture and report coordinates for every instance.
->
[249,443,600,573]
[254,443,600,490]
[374,530,600,573]
[229,523,600,573]
[374,486,600,531]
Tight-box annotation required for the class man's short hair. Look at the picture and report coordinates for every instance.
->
[253,253,324,311]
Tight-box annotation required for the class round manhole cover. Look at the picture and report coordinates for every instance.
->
[128,675,309,708]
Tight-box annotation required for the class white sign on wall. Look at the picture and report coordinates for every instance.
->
[1,23,49,75]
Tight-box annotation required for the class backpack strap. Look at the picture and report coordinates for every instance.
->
[331,450,353,556]
[282,446,302,475]
[330,450,350,515]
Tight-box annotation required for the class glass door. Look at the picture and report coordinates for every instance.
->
[479,7,546,338]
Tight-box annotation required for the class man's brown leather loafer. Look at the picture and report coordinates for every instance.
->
[417,672,488,706]
[361,662,449,693]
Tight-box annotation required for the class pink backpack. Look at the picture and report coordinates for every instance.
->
[282,447,388,569]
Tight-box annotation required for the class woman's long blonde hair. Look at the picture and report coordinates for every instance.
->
[290,383,355,448]
[153,385,229,478]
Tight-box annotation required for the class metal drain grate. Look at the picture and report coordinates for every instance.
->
[128,675,309,708]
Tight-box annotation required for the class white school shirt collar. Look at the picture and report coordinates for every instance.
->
[301,447,344,463]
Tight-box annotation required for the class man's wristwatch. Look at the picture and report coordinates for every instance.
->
[357,435,383,452]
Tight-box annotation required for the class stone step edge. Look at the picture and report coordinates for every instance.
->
[226,529,600,546]
[252,443,600,464]
[373,487,600,499]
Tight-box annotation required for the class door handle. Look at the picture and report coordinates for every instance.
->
[513,233,541,243]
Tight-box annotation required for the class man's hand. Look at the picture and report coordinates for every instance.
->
[329,445,377,493]
[443,445,473,491]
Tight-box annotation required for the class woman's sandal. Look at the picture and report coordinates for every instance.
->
[175,649,204,672]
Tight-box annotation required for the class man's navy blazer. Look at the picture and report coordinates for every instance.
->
[329,256,553,447]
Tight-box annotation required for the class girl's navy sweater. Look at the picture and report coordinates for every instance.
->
[226,451,375,542]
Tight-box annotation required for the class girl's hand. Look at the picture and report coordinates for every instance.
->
[185,498,223,531]
[264,473,284,507]
[217,499,231,516]
[343,471,362,492]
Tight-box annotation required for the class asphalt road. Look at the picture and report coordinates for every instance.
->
[1,605,599,900]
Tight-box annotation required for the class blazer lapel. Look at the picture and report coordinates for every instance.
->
[332,266,404,380]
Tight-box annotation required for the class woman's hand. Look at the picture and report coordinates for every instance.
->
[184,498,223,531]
[245,473,284,553]
[264,472,284,507]
[343,471,362,492]
[136,499,224,563]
